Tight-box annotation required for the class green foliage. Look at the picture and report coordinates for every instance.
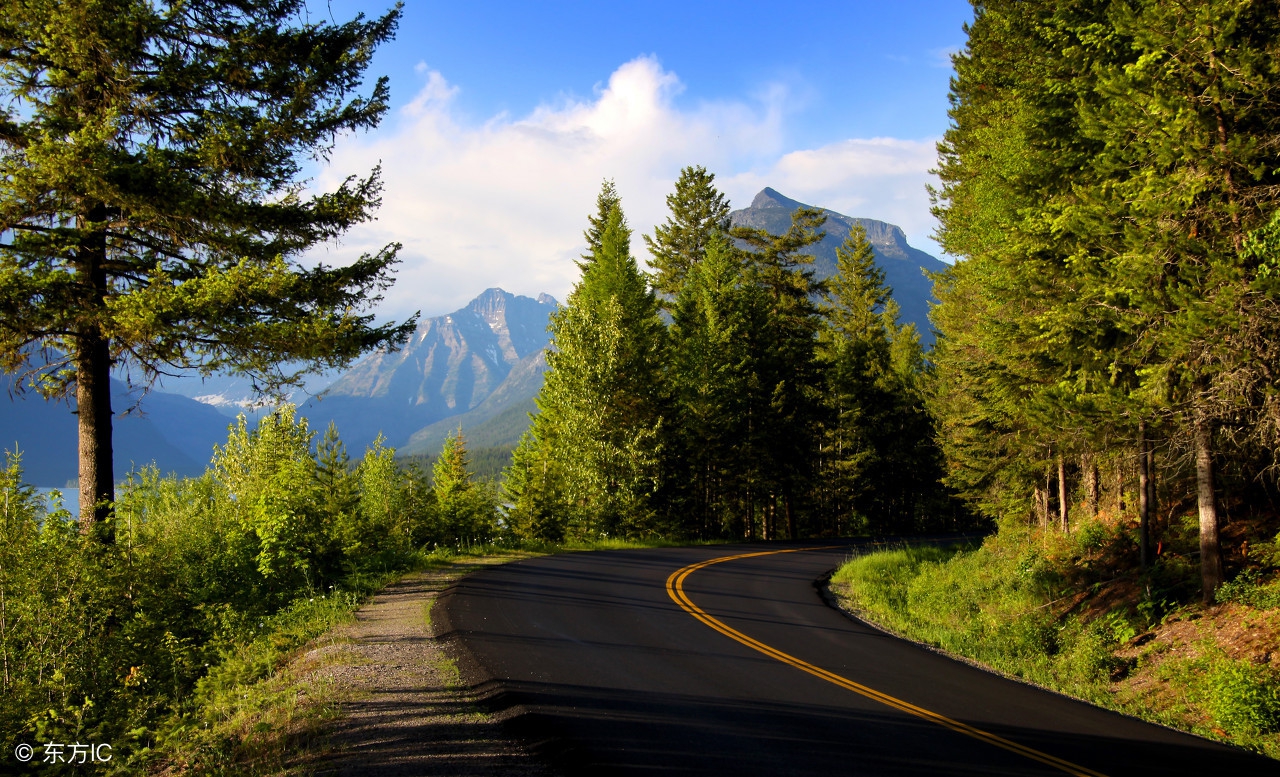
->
[644,165,732,299]
[513,186,670,540]
[0,0,415,527]
[816,226,956,533]
[1207,658,1280,737]
[430,430,498,545]
[833,530,1280,755]
[0,404,503,770]
[1217,569,1280,610]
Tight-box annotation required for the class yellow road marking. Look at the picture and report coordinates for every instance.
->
[665,547,1109,777]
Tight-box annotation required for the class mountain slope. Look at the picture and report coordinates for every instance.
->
[402,349,547,455]
[0,379,232,486]
[730,188,946,341]
[299,289,557,452]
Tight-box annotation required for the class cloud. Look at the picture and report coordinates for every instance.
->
[311,56,942,320]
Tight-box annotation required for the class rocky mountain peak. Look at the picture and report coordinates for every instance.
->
[466,287,515,325]
[730,188,946,344]
[750,187,805,211]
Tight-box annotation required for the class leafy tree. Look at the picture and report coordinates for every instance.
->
[644,165,732,299]
[0,0,415,534]
[211,406,328,590]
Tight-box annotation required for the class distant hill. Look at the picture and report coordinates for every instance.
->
[730,188,946,342]
[0,376,232,486]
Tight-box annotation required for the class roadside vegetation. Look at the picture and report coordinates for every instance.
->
[0,412,700,774]
[832,511,1280,758]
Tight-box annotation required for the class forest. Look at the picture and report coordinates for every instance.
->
[4,0,1280,768]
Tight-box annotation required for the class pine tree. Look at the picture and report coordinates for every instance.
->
[728,207,827,538]
[669,231,764,536]
[644,165,732,300]
[504,429,569,542]
[432,428,494,543]
[0,0,415,534]
[580,179,621,267]
[527,188,669,538]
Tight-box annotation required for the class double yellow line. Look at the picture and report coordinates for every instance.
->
[665,547,1108,777]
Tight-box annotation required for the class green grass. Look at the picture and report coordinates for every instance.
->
[829,527,1280,759]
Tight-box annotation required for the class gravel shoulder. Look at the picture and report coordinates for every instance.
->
[298,554,554,776]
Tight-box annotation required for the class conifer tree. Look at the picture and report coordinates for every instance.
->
[504,429,568,542]
[0,0,415,534]
[580,179,621,267]
[524,188,669,538]
[644,165,732,299]
[669,231,765,536]
[728,207,827,538]
[432,429,494,543]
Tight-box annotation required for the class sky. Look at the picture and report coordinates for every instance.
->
[307,0,975,321]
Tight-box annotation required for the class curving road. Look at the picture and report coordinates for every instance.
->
[438,542,1273,776]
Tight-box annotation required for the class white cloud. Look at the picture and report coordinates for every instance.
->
[311,56,942,321]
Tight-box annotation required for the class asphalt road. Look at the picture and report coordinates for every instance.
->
[438,542,1275,776]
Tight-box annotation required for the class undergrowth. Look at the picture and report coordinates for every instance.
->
[831,519,1280,759]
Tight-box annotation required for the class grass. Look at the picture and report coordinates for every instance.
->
[829,522,1280,759]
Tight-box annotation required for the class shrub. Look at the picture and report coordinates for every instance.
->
[1207,658,1280,737]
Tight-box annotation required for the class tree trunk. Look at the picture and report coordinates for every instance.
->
[785,493,796,540]
[1194,407,1224,603]
[1115,459,1126,513]
[1058,455,1069,532]
[1146,446,1157,529]
[1033,485,1047,527]
[76,204,115,539]
[1082,454,1098,517]
[1138,420,1151,569]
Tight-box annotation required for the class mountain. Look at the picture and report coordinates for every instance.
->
[401,349,546,455]
[2,190,943,485]
[297,289,558,453]
[0,377,232,486]
[730,188,947,342]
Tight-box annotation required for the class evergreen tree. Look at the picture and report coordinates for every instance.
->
[0,0,415,534]
[524,188,669,538]
[669,231,765,536]
[432,429,495,544]
[932,0,1280,601]
[644,165,732,299]
[728,207,827,538]
[504,429,568,542]
[580,179,621,267]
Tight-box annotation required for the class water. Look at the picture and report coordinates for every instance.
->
[34,487,79,516]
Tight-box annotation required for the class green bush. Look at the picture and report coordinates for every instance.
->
[0,408,503,772]
[1207,658,1280,736]
[1217,568,1280,610]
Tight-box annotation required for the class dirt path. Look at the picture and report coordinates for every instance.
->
[306,556,553,776]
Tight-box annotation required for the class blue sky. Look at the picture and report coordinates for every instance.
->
[312,0,974,318]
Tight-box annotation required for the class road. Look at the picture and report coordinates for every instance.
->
[438,542,1274,776]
